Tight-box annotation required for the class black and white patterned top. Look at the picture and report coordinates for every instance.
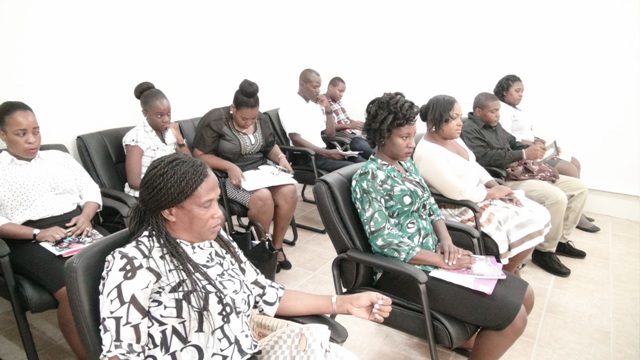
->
[0,150,102,226]
[99,230,285,360]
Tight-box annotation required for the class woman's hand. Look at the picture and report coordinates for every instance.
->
[344,292,392,323]
[439,252,476,270]
[278,155,294,174]
[36,226,70,243]
[226,164,245,188]
[66,214,94,238]
[436,242,473,267]
[168,122,184,143]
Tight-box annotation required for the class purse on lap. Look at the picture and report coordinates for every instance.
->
[505,160,559,183]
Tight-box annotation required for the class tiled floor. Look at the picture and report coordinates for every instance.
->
[1,191,639,359]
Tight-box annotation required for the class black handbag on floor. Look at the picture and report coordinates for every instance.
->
[229,222,277,281]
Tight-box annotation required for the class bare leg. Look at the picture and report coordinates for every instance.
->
[503,248,534,276]
[247,189,275,237]
[469,285,533,360]
[54,287,87,360]
[269,184,298,261]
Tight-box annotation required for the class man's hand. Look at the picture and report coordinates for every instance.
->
[524,142,545,160]
[322,149,346,160]
[349,120,365,130]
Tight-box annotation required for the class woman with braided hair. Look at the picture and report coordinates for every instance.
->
[351,92,533,360]
[99,153,392,360]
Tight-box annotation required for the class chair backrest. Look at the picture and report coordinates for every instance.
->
[64,228,131,359]
[76,126,133,191]
[263,108,290,147]
[1,143,69,154]
[312,163,372,290]
[177,117,202,152]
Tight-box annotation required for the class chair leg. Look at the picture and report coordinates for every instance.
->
[418,283,440,360]
[301,184,316,204]
[12,309,40,360]
[283,217,300,246]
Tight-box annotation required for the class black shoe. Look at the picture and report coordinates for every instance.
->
[276,248,292,271]
[556,241,587,259]
[576,223,600,233]
[531,250,571,277]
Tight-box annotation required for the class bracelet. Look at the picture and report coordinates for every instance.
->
[331,295,338,315]
[277,153,286,160]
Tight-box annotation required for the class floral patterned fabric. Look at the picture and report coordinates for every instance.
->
[351,156,444,279]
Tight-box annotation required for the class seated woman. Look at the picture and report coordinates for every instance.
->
[413,95,550,275]
[0,101,103,359]
[124,81,191,197]
[192,79,296,272]
[99,153,392,359]
[351,92,533,360]
[493,74,598,233]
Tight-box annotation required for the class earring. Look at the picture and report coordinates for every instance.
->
[430,126,436,132]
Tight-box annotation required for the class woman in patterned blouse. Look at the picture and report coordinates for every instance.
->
[351,92,534,360]
[99,153,392,360]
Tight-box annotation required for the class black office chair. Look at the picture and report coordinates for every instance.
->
[313,163,481,359]
[264,108,327,234]
[64,229,348,359]
[0,144,128,360]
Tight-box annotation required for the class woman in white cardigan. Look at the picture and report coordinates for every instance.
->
[414,95,550,275]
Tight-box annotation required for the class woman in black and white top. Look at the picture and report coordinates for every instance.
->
[99,153,392,360]
[0,100,102,359]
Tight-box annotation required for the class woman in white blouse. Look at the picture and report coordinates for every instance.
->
[123,81,191,197]
[0,101,102,359]
[99,153,392,360]
[413,95,551,275]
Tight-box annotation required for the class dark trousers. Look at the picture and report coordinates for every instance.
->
[315,154,365,172]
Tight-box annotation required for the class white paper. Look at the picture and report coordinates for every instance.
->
[241,165,298,191]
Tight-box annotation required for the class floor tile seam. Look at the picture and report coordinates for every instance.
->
[531,275,554,359]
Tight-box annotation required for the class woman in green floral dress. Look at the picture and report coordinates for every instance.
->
[351,92,534,360]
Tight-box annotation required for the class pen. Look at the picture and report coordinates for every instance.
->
[270,163,290,174]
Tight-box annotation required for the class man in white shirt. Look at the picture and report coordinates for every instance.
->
[278,68,365,172]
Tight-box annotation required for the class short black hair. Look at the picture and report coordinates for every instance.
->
[473,92,500,111]
[0,101,33,131]
[363,92,418,148]
[493,74,522,102]
[299,68,320,83]
[232,79,260,110]
[328,77,345,87]
[134,81,168,111]
[419,95,458,132]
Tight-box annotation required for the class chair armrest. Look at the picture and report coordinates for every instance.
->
[485,167,506,180]
[100,188,137,208]
[277,315,349,344]
[444,220,480,239]
[432,194,480,213]
[340,249,428,284]
[101,197,131,220]
[279,145,317,157]
[0,238,9,258]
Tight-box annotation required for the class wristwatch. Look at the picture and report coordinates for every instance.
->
[176,140,187,148]
[32,228,41,240]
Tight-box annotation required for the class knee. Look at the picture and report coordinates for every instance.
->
[250,190,275,210]
[510,307,528,337]
[541,185,568,210]
[523,285,535,315]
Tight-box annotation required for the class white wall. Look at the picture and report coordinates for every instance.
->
[1,0,639,199]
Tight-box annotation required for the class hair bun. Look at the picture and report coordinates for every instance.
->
[134,82,156,100]
[238,79,259,98]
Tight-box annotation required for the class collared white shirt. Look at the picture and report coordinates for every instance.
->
[499,102,535,142]
[0,150,102,226]
[122,122,177,197]
[278,94,327,148]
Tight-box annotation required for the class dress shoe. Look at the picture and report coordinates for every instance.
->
[276,248,292,273]
[576,223,600,233]
[532,250,571,277]
[556,241,587,259]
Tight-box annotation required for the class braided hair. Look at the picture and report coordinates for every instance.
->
[363,92,419,148]
[128,153,242,316]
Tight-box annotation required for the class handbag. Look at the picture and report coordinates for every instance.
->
[505,160,559,183]
[252,314,359,360]
[229,223,278,281]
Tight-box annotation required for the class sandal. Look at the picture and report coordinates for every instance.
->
[275,248,292,272]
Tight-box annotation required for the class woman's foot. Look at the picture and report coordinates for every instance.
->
[276,248,292,273]
[576,214,600,233]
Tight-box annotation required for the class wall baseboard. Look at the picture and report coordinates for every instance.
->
[584,189,640,222]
